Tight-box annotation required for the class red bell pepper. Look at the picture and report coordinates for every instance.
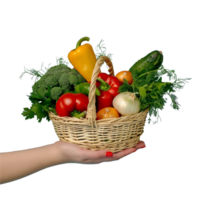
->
[96,73,122,111]
[55,93,89,118]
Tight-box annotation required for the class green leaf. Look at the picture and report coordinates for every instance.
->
[118,81,133,93]
[150,93,158,99]
[154,82,166,91]
[30,103,46,122]
[42,105,50,112]
[29,91,45,100]
[22,108,35,120]
[138,86,147,99]
[43,98,52,105]
[49,107,57,115]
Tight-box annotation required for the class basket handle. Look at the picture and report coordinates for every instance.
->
[87,56,114,127]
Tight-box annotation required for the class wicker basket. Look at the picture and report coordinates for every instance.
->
[49,56,149,153]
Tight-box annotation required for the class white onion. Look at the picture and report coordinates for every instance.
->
[113,92,140,115]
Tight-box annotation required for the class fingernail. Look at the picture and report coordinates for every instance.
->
[140,145,146,148]
[106,151,113,157]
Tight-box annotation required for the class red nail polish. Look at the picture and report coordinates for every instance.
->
[106,151,113,157]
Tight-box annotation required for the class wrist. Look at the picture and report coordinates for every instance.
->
[53,141,70,164]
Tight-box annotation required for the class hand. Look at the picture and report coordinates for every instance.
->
[55,140,146,164]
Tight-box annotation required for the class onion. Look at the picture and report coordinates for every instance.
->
[113,92,140,115]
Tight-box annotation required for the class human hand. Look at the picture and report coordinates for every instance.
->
[54,140,146,164]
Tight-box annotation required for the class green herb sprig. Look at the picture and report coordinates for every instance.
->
[118,66,191,124]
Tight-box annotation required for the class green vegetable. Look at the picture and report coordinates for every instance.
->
[129,50,163,80]
[64,91,76,94]
[75,82,101,96]
[70,110,87,118]
[50,87,63,100]
[20,58,86,122]
[119,52,191,124]
[119,50,191,125]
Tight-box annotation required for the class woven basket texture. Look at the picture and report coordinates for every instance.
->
[49,56,149,153]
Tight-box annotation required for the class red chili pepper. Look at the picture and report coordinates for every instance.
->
[55,93,89,118]
[96,73,122,111]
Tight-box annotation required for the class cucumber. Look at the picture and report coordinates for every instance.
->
[129,50,163,79]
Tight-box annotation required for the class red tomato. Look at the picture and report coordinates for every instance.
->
[74,93,89,112]
[56,93,89,117]
[56,93,76,117]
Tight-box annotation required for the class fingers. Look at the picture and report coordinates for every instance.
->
[113,141,146,159]
[83,149,108,160]
[79,141,146,164]
[134,141,146,150]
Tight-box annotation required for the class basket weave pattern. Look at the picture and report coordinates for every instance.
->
[49,56,149,153]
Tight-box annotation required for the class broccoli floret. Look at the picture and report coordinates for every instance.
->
[46,65,63,73]
[69,74,79,86]
[69,69,86,83]
[31,79,47,93]
[77,74,86,83]
[62,85,72,92]
[59,73,70,87]
[50,87,63,100]
[53,70,64,81]
[71,68,79,75]
[61,67,71,72]
[32,81,39,93]
[45,76,58,88]
[37,87,48,98]
[47,64,71,73]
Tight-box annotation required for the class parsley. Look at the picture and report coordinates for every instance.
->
[119,53,190,124]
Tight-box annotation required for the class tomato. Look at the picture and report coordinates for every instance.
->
[56,93,89,117]
[96,107,120,120]
[115,71,133,85]
[74,93,89,112]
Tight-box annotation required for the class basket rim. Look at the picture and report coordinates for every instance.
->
[49,108,149,124]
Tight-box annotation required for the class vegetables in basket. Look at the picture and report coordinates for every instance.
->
[20,58,87,122]
[113,92,140,115]
[96,107,120,120]
[55,93,89,118]
[119,50,174,117]
[68,37,97,82]
[96,72,122,111]
[116,71,133,85]
[75,82,101,96]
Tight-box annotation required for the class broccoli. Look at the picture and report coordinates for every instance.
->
[45,76,58,88]
[21,65,86,122]
[53,70,64,81]
[71,68,79,75]
[69,74,79,86]
[47,65,65,73]
[32,81,39,93]
[37,87,48,98]
[71,69,85,84]
[58,73,70,90]
[25,62,86,96]
[61,67,71,73]
[77,74,86,83]
[50,87,63,100]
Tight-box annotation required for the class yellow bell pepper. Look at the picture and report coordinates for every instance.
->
[68,37,97,82]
